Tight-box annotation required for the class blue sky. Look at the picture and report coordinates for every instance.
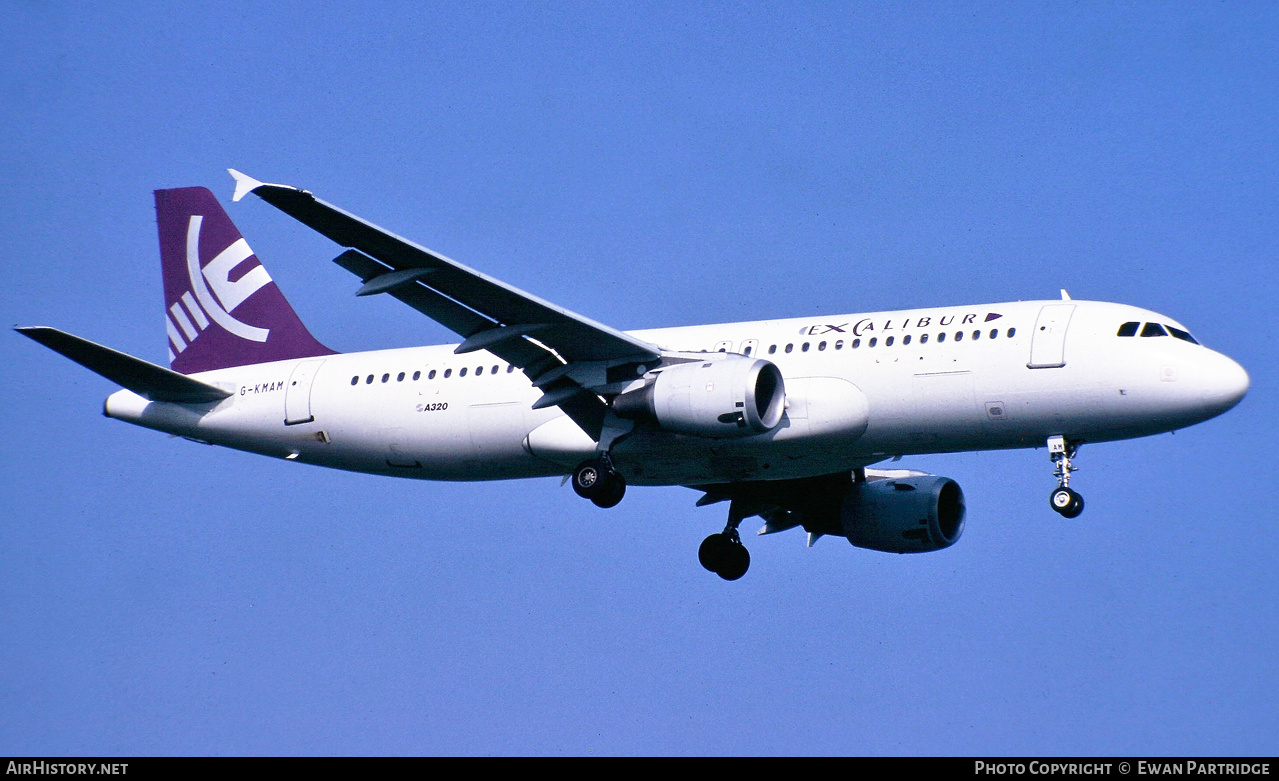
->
[2,3,1275,755]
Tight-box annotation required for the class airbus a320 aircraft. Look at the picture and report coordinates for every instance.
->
[19,171,1250,580]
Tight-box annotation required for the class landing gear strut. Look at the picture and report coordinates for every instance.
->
[1047,435,1084,518]
[699,503,751,580]
[572,455,626,509]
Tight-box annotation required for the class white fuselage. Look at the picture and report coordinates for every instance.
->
[104,299,1249,486]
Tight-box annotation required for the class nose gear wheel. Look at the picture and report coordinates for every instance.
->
[1050,486,1084,518]
[1047,435,1084,517]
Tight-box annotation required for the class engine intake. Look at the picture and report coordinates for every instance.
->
[841,475,966,553]
[613,357,786,438]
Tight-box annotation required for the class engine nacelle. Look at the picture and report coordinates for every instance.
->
[613,357,786,438]
[841,474,966,553]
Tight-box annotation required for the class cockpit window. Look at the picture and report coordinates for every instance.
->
[1140,322,1168,337]
[1167,326,1199,344]
[1117,322,1139,337]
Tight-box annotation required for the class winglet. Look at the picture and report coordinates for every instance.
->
[228,169,265,202]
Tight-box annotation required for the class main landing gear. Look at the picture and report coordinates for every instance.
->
[1047,435,1084,518]
[572,455,626,509]
[699,504,751,581]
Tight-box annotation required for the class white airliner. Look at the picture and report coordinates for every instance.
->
[18,170,1250,580]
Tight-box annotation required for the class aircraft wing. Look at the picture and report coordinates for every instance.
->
[229,170,661,440]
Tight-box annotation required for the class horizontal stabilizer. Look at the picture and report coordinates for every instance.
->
[16,327,231,404]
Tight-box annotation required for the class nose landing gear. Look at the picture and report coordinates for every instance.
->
[1047,435,1084,518]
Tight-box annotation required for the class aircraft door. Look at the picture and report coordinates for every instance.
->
[1027,305,1076,369]
[284,358,326,424]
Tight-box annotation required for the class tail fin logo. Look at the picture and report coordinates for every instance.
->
[167,215,273,356]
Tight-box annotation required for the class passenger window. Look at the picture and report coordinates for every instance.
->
[492,365,499,374]
[785,344,793,353]
[459,367,468,377]
[429,370,437,380]
[1007,328,1016,338]
[869,337,878,347]
[903,335,911,345]
[835,340,843,350]
[744,346,752,356]
[507,365,515,373]
[954,332,963,342]
[444,369,452,378]
[350,376,358,386]
[397,372,405,382]
[768,345,777,355]
[885,336,894,346]
[382,373,390,383]
[852,338,861,348]
[989,329,998,339]
[366,375,374,384]
[1141,323,1167,337]
[475,366,483,376]
[818,341,827,351]
[801,342,810,352]
[920,334,929,344]
[937,333,946,343]
[1117,322,1140,337]
[972,330,980,340]
[1167,326,1198,344]
[413,371,421,380]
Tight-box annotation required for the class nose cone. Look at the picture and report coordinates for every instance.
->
[1201,353,1250,416]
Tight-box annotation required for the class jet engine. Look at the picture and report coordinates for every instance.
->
[612,357,786,438]
[839,473,966,553]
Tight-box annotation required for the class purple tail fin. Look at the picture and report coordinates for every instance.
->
[156,187,336,373]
